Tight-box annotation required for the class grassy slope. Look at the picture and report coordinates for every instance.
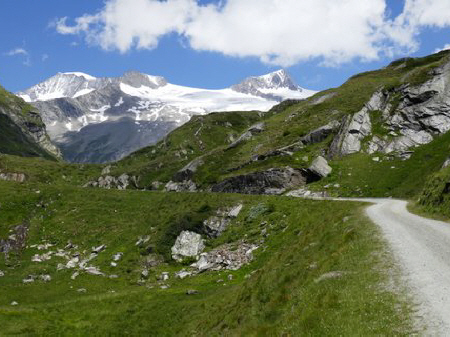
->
[111,51,450,198]
[0,163,413,335]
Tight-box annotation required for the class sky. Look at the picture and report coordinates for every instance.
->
[1,0,450,93]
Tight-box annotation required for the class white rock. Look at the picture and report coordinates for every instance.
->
[308,156,332,178]
[175,270,192,279]
[0,270,4,277]
[171,231,205,262]
[11,301,18,306]
[71,272,79,280]
[161,272,169,281]
[227,204,243,218]
[66,257,79,269]
[40,274,51,282]
[85,266,104,276]
[111,262,117,267]
[112,252,123,261]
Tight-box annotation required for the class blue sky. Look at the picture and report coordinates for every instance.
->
[1,0,450,93]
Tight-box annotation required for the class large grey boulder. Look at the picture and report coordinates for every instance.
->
[308,156,332,178]
[171,231,205,262]
[211,167,313,195]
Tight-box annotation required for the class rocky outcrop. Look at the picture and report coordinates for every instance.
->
[211,167,315,195]
[173,157,204,182]
[0,172,26,183]
[0,89,61,158]
[329,109,372,157]
[203,204,243,238]
[0,224,28,259]
[227,122,265,149]
[164,180,197,192]
[171,231,205,262]
[84,174,139,190]
[191,241,258,272]
[330,56,450,158]
[308,156,332,178]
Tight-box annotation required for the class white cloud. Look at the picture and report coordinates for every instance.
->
[42,53,49,61]
[435,44,450,53]
[5,47,31,66]
[53,0,450,67]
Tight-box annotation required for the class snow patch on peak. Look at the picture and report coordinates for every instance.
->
[62,72,96,81]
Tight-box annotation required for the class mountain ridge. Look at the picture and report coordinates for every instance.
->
[18,70,316,163]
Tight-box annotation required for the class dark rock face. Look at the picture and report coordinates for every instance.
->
[211,167,316,195]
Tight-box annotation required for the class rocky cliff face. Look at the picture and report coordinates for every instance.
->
[329,54,450,159]
[0,85,60,159]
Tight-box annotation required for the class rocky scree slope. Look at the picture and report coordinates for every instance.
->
[18,70,315,163]
[0,85,59,160]
[87,50,450,199]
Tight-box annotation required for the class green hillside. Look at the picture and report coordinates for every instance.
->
[4,50,450,334]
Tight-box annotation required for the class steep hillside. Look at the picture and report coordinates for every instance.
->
[94,50,450,200]
[0,85,60,160]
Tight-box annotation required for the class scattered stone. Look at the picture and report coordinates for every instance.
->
[203,204,244,238]
[22,275,36,284]
[77,288,87,293]
[175,270,192,279]
[112,252,123,261]
[66,257,79,269]
[314,271,347,283]
[111,262,117,267]
[192,242,258,272]
[0,173,26,183]
[109,275,119,279]
[216,279,224,283]
[92,244,106,254]
[227,274,233,281]
[101,165,111,175]
[40,274,51,282]
[11,301,18,306]
[71,272,79,280]
[171,231,205,262]
[372,157,380,162]
[135,236,150,246]
[85,266,104,276]
[161,272,170,281]
[186,289,199,295]
[160,285,169,289]
[141,269,149,278]
[286,188,328,199]
[0,270,4,277]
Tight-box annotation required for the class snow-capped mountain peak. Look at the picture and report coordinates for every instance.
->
[231,69,315,101]
[17,70,317,163]
[62,72,97,81]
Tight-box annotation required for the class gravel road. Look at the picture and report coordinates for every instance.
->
[362,198,450,334]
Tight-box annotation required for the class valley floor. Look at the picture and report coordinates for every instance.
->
[0,182,414,335]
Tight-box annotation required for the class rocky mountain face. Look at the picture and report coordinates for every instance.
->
[329,55,450,160]
[18,70,316,163]
[0,85,60,159]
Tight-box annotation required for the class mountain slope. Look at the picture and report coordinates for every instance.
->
[18,70,316,163]
[94,50,450,200]
[0,85,60,160]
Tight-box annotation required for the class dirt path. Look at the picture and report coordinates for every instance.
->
[334,198,450,334]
